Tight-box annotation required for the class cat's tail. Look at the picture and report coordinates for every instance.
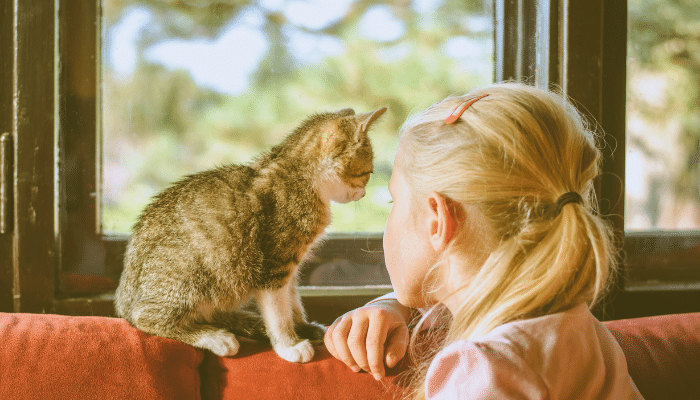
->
[210,309,270,343]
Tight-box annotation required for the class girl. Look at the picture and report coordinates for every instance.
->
[324,82,642,399]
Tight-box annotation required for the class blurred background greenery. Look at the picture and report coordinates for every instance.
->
[101,0,494,234]
[102,0,700,236]
[626,0,700,230]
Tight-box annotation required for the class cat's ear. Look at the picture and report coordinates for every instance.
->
[355,107,388,135]
[336,108,356,117]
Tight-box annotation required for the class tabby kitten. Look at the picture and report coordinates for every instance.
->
[115,107,387,363]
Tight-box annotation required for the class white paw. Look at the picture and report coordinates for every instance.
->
[274,339,315,363]
[194,330,240,357]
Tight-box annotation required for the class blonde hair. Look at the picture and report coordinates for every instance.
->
[399,82,616,399]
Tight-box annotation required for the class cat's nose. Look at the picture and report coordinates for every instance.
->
[352,188,366,201]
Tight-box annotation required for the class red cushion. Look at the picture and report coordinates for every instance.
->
[200,315,700,400]
[604,313,700,400]
[200,338,409,400]
[4,310,699,400]
[0,312,204,400]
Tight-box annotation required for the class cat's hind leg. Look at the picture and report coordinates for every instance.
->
[128,302,240,357]
[255,288,315,363]
[209,309,269,343]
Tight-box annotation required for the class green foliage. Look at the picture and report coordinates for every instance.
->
[627,0,700,228]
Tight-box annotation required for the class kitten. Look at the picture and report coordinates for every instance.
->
[115,107,387,363]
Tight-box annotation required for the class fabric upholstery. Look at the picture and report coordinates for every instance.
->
[2,310,700,400]
[0,312,204,400]
[200,338,409,400]
[604,313,700,400]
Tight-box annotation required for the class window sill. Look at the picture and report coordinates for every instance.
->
[53,286,393,324]
[624,281,700,292]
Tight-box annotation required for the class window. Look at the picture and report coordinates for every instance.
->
[48,0,496,311]
[624,0,700,291]
[57,0,496,296]
[3,0,698,319]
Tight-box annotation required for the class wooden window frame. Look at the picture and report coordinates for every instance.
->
[2,0,699,322]
[1,0,59,313]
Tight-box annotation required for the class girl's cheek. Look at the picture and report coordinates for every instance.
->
[383,213,398,279]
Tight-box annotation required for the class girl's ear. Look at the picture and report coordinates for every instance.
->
[426,191,457,252]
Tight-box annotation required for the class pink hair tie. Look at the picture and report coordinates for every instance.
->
[444,94,489,124]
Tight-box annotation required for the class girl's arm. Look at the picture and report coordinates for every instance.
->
[324,292,411,380]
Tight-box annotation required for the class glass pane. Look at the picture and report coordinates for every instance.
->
[626,0,700,288]
[626,0,700,232]
[101,0,494,235]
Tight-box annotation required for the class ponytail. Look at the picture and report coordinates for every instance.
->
[398,82,617,399]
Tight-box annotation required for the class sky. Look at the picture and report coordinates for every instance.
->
[106,0,490,95]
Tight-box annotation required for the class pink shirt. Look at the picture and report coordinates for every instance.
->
[425,303,643,399]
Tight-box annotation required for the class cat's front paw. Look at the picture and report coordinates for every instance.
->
[295,321,327,342]
[274,339,315,363]
[194,330,240,357]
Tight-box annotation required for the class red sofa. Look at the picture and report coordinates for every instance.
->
[1,311,699,400]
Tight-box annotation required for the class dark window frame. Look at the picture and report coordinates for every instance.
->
[1,0,699,321]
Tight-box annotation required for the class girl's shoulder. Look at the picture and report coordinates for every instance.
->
[425,304,643,399]
[475,302,601,352]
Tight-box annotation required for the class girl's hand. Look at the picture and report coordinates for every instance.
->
[324,299,411,380]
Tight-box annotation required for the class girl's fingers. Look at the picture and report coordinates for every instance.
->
[324,304,411,378]
[330,316,361,372]
[346,316,370,372]
[365,316,390,380]
[384,323,409,368]
[324,318,340,359]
